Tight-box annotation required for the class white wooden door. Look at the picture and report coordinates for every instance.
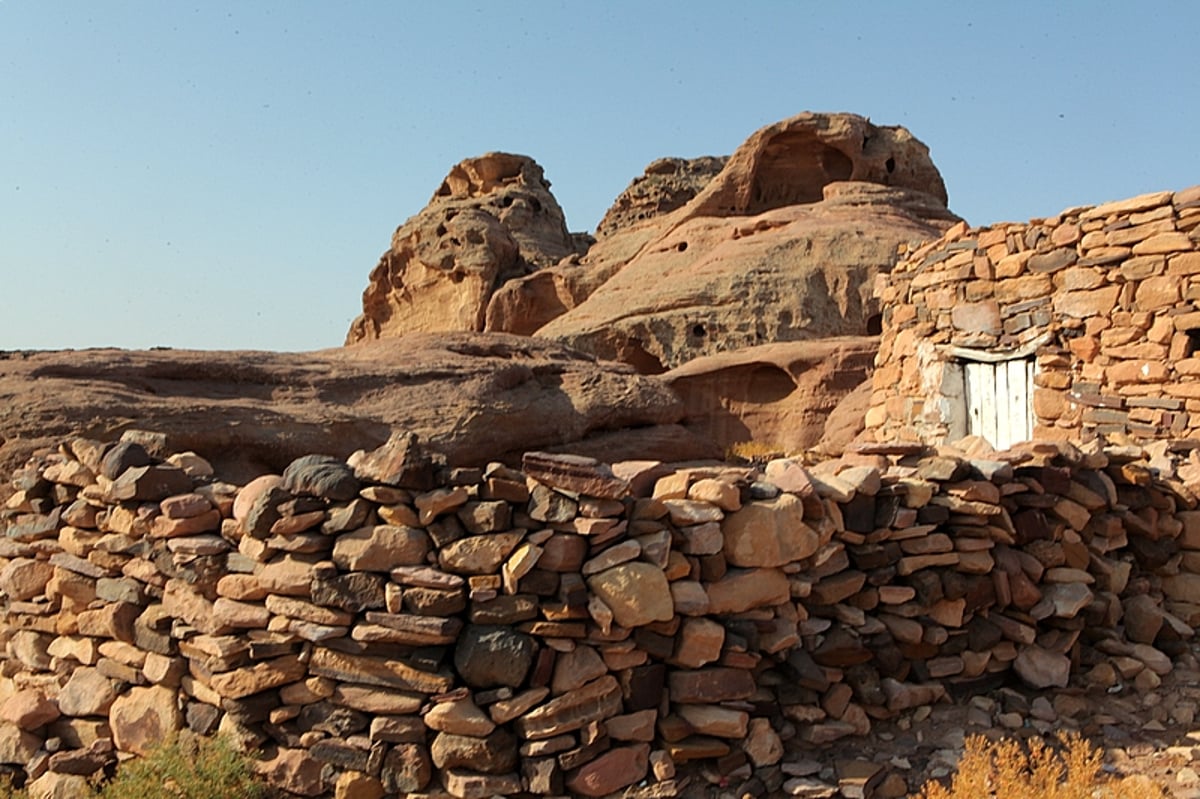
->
[963,358,1036,450]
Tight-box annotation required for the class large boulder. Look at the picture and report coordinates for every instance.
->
[346,153,586,344]
[0,333,717,486]
[518,113,958,371]
[662,337,878,455]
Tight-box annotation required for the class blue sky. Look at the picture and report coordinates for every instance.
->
[2,1,1197,351]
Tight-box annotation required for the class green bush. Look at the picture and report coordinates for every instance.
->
[96,733,266,799]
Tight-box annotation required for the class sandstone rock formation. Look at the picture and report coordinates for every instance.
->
[530,113,960,371]
[662,337,878,456]
[594,156,728,238]
[345,154,585,344]
[483,156,727,337]
[0,334,718,487]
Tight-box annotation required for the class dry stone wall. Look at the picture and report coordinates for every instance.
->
[866,185,1200,447]
[2,431,1200,797]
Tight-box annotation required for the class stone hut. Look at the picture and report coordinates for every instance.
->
[864,186,1200,449]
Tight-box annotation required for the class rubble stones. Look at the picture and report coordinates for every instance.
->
[586,562,674,628]
[454,625,536,689]
[2,430,1200,798]
[282,455,360,502]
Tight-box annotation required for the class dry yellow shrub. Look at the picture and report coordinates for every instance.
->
[725,439,785,463]
[914,733,1167,799]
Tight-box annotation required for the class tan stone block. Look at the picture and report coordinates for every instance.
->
[513,675,622,740]
[256,555,317,597]
[722,493,818,568]
[686,478,741,511]
[1053,267,1104,291]
[951,301,1002,335]
[440,768,519,799]
[0,559,54,601]
[1134,232,1192,254]
[162,580,230,635]
[705,568,789,614]
[265,594,354,626]
[1105,342,1168,360]
[1119,254,1167,280]
[212,597,270,628]
[1107,359,1169,385]
[1166,381,1200,395]
[424,696,495,736]
[149,509,221,538]
[676,704,748,738]
[110,685,182,757]
[586,563,673,628]
[1169,252,1200,276]
[0,690,59,730]
[1054,285,1120,318]
[670,617,724,668]
[333,525,430,572]
[215,573,267,601]
[652,472,690,500]
[75,602,138,642]
[1134,275,1182,311]
[548,646,607,696]
[209,654,306,700]
[1108,220,1176,246]
[565,744,649,798]
[994,274,1053,304]
[995,251,1032,278]
[58,668,118,717]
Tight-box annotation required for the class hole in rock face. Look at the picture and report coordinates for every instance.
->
[499,196,514,208]
[866,313,883,335]
[885,157,896,174]
[435,224,447,237]
[1187,329,1200,358]
[691,323,706,338]
[746,131,856,214]
[530,197,542,213]
[620,338,666,375]
[677,242,688,253]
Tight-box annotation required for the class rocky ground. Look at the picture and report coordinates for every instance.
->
[669,640,1200,799]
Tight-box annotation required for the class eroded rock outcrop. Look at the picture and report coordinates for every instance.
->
[346,154,585,344]
[0,334,718,487]
[483,156,728,337]
[595,156,728,238]
[662,337,878,456]
[531,113,960,371]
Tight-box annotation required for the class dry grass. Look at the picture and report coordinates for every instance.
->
[725,439,785,463]
[97,734,266,799]
[0,734,268,799]
[914,733,1167,799]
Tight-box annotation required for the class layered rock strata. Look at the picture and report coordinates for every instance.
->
[662,337,878,456]
[1,432,1198,797]
[0,333,716,486]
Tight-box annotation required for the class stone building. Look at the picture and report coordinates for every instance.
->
[863,185,1200,449]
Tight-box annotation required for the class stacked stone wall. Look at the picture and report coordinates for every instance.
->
[866,185,1200,446]
[2,432,1200,797]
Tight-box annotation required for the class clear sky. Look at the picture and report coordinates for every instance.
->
[2,1,1197,352]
